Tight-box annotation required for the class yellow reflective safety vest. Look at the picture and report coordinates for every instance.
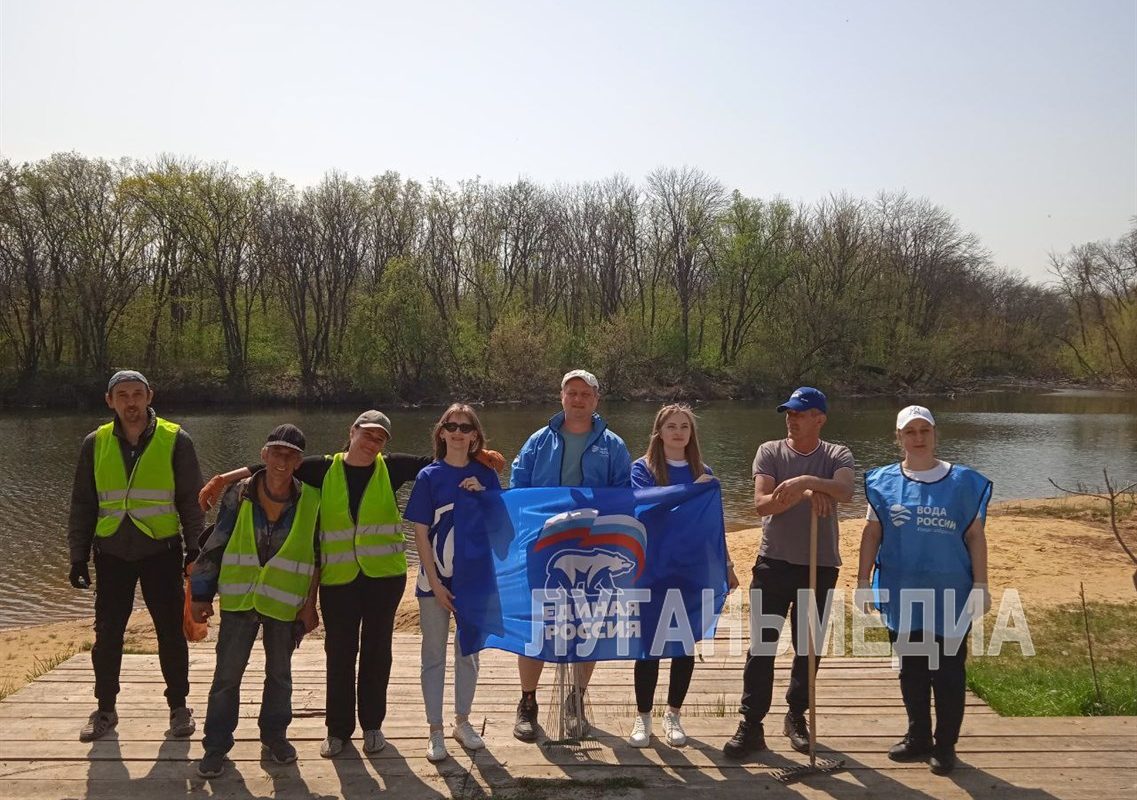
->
[93,418,180,540]
[319,453,406,584]
[218,482,320,622]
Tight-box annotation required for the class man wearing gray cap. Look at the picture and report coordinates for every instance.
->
[509,369,632,741]
[68,370,205,742]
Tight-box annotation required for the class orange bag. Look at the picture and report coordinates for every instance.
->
[182,562,209,642]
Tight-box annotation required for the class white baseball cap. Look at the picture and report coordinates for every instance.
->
[896,405,936,430]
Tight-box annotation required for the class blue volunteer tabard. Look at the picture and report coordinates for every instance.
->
[451,481,728,662]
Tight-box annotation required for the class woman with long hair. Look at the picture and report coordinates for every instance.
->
[404,403,501,761]
[627,404,738,748]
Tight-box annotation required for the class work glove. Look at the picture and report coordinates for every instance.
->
[183,549,199,574]
[69,561,91,589]
[473,448,506,472]
[198,474,228,511]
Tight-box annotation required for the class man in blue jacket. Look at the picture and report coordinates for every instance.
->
[509,369,631,741]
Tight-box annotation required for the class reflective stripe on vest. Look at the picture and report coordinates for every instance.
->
[318,452,406,584]
[93,418,181,540]
[218,482,321,622]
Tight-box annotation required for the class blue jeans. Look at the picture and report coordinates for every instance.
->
[418,596,479,726]
[202,610,295,754]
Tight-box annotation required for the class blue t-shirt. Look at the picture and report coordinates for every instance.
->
[630,457,712,487]
[404,459,502,597]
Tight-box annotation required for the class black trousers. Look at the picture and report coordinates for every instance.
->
[888,627,969,747]
[92,547,189,711]
[634,656,695,713]
[739,557,839,724]
[320,572,406,739]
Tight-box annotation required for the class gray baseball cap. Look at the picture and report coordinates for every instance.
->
[106,370,150,393]
[561,369,600,393]
[353,410,392,437]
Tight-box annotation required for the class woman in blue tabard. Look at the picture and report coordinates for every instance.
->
[857,405,991,776]
[626,404,738,749]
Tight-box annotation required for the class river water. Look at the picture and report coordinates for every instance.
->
[1,390,1133,629]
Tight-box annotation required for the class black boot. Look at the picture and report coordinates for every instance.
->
[888,734,934,762]
[723,719,767,760]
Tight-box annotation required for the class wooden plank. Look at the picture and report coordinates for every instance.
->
[5,648,1136,800]
[10,733,1137,760]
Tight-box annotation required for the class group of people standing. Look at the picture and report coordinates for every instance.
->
[68,368,990,780]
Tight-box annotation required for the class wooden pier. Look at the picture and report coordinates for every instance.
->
[1,633,1134,798]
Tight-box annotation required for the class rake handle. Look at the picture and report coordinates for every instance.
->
[808,507,818,767]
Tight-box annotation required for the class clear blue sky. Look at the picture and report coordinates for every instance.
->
[2,0,1134,280]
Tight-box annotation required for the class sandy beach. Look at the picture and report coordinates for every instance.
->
[3,496,1133,697]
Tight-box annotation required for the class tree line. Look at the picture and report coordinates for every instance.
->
[0,153,1133,405]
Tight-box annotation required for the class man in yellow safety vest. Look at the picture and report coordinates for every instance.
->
[190,424,320,778]
[68,370,205,743]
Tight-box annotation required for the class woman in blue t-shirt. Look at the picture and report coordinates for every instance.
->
[628,404,739,748]
[404,403,502,763]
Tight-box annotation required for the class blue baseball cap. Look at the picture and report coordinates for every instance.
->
[776,387,828,414]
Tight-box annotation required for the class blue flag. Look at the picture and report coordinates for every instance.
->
[451,481,728,662]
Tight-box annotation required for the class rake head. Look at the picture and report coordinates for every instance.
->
[772,756,847,785]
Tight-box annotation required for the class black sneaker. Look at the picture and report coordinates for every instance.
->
[723,719,766,760]
[197,750,226,778]
[513,694,539,742]
[929,743,957,775]
[79,710,118,742]
[563,687,590,738]
[888,734,934,762]
[261,738,297,764]
[783,711,809,754]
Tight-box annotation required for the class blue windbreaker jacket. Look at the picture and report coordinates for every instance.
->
[509,411,631,489]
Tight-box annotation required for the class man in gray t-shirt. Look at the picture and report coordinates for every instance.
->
[752,439,854,567]
[723,387,855,761]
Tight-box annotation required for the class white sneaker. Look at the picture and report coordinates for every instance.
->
[363,729,386,753]
[319,736,344,758]
[628,713,652,748]
[453,720,485,750]
[426,730,448,762]
[662,710,687,747]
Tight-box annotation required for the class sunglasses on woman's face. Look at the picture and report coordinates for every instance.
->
[441,422,476,433]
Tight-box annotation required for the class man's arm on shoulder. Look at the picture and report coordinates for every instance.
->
[387,453,433,493]
[68,433,99,564]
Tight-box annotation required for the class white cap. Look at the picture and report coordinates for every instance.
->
[561,369,600,392]
[896,405,936,430]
